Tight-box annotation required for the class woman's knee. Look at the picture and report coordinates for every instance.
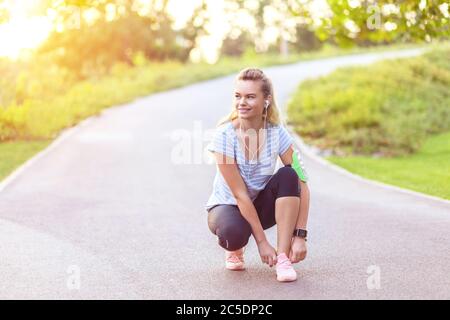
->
[275,166,300,197]
[207,205,252,251]
[217,225,251,251]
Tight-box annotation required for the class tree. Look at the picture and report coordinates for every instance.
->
[37,0,209,76]
[179,0,211,62]
[220,31,254,56]
[316,0,450,47]
[295,24,322,51]
[0,0,9,24]
[222,0,318,55]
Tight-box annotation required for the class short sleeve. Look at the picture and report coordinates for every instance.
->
[277,125,294,155]
[207,124,235,159]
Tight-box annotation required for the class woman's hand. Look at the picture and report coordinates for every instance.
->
[289,237,307,263]
[257,239,278,267]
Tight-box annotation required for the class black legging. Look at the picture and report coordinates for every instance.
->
[207,165,301,251]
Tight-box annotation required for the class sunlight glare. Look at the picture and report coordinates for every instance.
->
[0,0,52,59]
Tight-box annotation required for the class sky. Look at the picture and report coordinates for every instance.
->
[0,0,53,58]
[0,0,229,61]
[0,0,330,63]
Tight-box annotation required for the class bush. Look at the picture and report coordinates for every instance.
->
[0,42,428,143]
[0,51,305,142]
[287,46,450,156]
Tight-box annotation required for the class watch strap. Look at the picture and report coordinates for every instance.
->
[293,228,308,238]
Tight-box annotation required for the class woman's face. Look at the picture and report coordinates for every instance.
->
[234,80,269,121]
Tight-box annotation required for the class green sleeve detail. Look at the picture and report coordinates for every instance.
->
[292,150,308,182]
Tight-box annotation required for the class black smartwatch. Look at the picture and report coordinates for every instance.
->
[293,228,308,240]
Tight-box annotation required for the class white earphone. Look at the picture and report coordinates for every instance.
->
[264,100,269,109]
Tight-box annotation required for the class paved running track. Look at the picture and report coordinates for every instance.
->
[1,48,449,299]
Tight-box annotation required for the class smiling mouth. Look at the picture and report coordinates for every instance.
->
[238,107,251,112]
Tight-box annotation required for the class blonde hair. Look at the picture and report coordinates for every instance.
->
[218,67,281,126]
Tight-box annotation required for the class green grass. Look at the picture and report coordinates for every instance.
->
[0,51,314,182]
[287,44,450,156]
[327,132,450,200]
[0,139,52,182]
[0,42,435,183]
[0,42,428,143]
[286,43,450,199]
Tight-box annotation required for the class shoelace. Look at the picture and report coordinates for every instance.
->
[277,257,293,270]
[227,253,244,264]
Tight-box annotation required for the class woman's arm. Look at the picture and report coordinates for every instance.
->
[214,152,266,243]
[279,146,310,231]
[296,181,310,229]
[214,152,278,265]
[279,146,310,263]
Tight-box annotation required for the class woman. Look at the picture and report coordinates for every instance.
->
[205,67,310,282]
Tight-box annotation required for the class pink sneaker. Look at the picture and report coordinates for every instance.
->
[276,253,297,282]
[225,248,245,271]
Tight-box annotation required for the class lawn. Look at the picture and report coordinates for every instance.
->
[287,43,450,200]
[0,42,432,184]
[0,139,52,182]
[327,132,450,200]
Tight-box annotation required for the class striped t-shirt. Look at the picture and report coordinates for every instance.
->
[205,121,294,211]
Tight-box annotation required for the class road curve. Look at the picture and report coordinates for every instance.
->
[1,48,449,299]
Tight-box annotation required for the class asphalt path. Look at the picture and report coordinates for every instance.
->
[1,48,449,299]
